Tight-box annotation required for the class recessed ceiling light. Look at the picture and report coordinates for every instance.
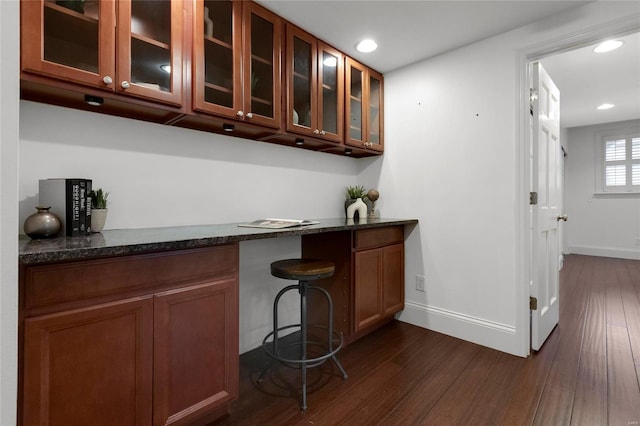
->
[356,39,377,53]
[593,40,623,53]
[597,103,615,110]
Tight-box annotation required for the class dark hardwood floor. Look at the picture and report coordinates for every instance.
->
[214,255,640,425]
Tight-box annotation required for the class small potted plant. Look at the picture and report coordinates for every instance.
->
[89,188,109,232]
[344,185,368,220]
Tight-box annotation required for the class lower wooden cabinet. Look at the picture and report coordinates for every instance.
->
[19,245,239,426]
[354,243,404,332]
[23,296,154,426]
[153,279,238,426]
[302,226,405,344]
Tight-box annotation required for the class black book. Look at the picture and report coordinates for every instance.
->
[78,180,87,235]
[39,178,87,237]
[85,179,92,234]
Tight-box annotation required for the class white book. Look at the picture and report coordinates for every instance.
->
[238,218,320,229]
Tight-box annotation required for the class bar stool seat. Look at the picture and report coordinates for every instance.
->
[258,258,348,410]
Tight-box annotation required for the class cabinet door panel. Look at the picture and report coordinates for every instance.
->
[318,43,344,142]
[117,0,183,106]
[346,59,365,143]
[21,0,115,88]
[345,57,384,152]
[193,0,242,117]
[367,70,384,152]
[243,2,282,128]
[383,244,404,316]
[23,296,153,426]
[286,25,317,135]
[354,249,383,332]
[153,277,239,426]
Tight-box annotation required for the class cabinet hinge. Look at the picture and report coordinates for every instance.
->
[529,88,538,104]
[529,192,538,205]
[530,296,538,310]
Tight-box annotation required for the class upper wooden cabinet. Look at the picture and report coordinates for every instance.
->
[192,0,282,129]
[19,0,382,156]
[21,0,184,107]
[346,57,384,152]
[285,24,344,144]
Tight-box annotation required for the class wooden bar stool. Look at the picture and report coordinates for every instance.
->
[258,259,348,410]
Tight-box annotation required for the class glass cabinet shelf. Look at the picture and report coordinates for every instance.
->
[205,35,232,50]
[131,33,169,50]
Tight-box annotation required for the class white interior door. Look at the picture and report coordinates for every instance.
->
[531,62,561,351]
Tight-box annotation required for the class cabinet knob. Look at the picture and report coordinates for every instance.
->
[313,129,320,135]
[236,111,244,118]
[102,76,113,85]
[121,81,131,89]
[320,130,326,135]
[245,112,253,119]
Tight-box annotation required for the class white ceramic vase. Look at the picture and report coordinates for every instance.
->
[91,208,108,232]
[346,197,367,220]
[204,7,214,37]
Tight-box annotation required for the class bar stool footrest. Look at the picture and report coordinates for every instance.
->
[261,323,344,368]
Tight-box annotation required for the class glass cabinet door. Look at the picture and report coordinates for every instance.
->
[288,27,316,133]
[346,60,365,144]
[118,0,183,106]
[317,43,343,143]
[286,25,344,142]
[21,0,115,88]
[242,3,282,129]
[346,57,384,152]
[193,0,242,117]
[368,71,384,150]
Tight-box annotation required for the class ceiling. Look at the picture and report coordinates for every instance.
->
[258,1,639,128]
[540,31,640,128]
[258,0,590,74]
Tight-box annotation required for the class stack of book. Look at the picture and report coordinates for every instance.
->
[39,178,92,236]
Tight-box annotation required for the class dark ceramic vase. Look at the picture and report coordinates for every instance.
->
[24,206,61,239]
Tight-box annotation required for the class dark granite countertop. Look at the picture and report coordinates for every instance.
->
[19,218,418,264]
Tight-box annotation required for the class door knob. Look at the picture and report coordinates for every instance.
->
[556,214,568,222]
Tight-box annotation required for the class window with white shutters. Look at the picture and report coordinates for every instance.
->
[600,134,640,193]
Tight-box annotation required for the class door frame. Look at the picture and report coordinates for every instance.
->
[515,17,640,356]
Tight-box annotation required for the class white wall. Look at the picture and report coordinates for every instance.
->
[5,2,640,419]
[19,101,361,354]
[359,1,640,356]
[565,119,640,260]
[0,1,19,424]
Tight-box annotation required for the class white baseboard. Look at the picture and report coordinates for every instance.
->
[397,301,520,356]
[568,245,640,260]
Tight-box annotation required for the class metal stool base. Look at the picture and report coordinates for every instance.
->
[257,280,348,410]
